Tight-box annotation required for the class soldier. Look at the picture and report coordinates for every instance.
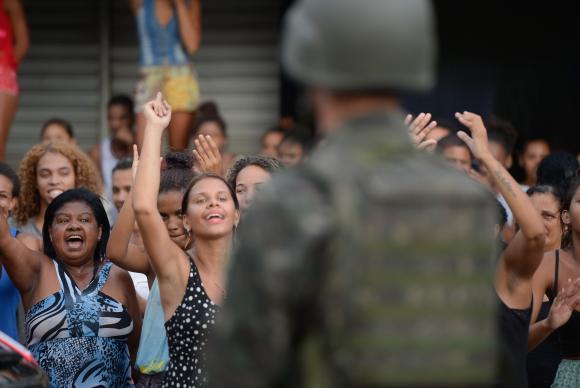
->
[208,1,498,387]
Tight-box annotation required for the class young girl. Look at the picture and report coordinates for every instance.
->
[13,142,103,249]
[133,93,239,387]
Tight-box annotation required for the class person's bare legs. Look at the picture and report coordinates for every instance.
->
[0,93,19,161]
[167,111,194,150]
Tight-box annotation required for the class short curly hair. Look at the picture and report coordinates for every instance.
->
[226,155,284,189]
[14,142,103,226]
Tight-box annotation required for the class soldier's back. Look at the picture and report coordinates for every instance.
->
[301,112,497,387]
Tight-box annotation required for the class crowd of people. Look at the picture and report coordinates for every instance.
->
[1,0,580,388]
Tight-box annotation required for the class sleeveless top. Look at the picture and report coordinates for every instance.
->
[551,249,580,358]
[0,227,21,340]
[26,260,134,387]
[137,0,189,66]
[0,0,16,69]
[496,295,532,388]
[136,279,170,374]
[526,300,561,388]
[163,255,218,388]
[100,137,119,199]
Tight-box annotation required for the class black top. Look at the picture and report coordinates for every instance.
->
[526,301,561,388]
[551,250,580,358]
[163,255,219,388]
[496,296,532,388]
[526,250,562,388]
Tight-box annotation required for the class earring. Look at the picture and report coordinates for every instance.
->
[184,229,191,248]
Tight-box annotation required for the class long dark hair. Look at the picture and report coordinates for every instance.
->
[527,184,566,248]
[181,173,239,216]
[562,177,580,249]
[42,188,110,262]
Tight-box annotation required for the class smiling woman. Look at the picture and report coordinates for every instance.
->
[0,188,141,387]
[133,94,239,387]
[12,142,103,248]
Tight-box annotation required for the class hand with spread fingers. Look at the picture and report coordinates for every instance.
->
[193,134,223,175]
[404,112,438,152]
[547,278,580,330]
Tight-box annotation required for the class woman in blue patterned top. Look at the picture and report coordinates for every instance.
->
[0,188,142,387]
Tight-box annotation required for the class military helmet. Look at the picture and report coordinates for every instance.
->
[281,0,436,92]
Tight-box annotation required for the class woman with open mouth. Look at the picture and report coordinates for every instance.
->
[0,188,142,387]
[133,93,239,387]
[11,142,104,251]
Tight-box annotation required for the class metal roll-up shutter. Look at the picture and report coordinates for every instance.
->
[8,0,101,167]
[110,0,280,154]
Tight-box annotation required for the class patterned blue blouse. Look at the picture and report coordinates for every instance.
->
[26,260,134,387]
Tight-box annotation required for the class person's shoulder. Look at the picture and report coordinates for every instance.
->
[534,250,558,277]
[108,263,134,288]
[16,232,42,252]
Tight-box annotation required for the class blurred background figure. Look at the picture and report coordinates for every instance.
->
[0,0,28,161]
[90,95,135,199]
[276,125,314,167]
[0,162,20,341]
[130,0,201,151]
[519,138,551,191]
[191,101,235,174]
[436,133,472,173]
[40,117,76,145]
[259,125,285,158]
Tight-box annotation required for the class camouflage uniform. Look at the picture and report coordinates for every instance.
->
[208,112,498,388]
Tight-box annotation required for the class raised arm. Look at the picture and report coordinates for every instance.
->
[174,0,201,55]
[0,209,44,294]
[133,93,184,285]
[106,145,152,276]
[456,111,546,279]
[5,0,29,65]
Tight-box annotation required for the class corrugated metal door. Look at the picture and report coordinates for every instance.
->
[8,0,280,169]
[111,0,280,154]
[8,0,101,167]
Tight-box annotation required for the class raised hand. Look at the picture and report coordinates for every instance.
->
[193,134,223,175]
[547,278,580,330]
[455,111,491,160]
[405,113,438,152]
[132,144,139,181]
[143,92,172,131]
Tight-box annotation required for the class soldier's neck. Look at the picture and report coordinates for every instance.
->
[313,91,400,136]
